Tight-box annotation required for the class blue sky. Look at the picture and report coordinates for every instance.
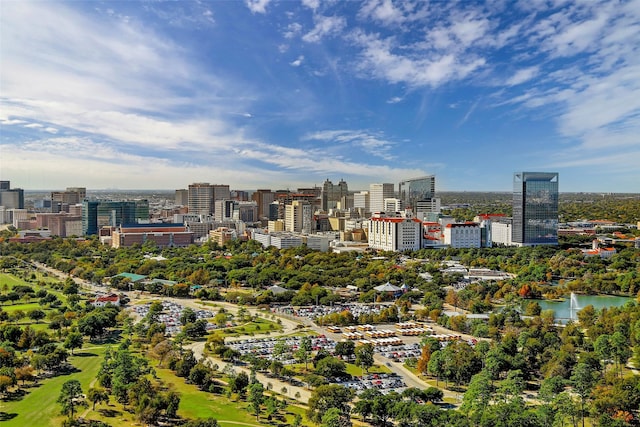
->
[1,0,639,193]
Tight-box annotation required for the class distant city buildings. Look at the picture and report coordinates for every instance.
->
[51,187,86,212]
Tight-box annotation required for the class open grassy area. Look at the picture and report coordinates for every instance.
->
[0,344,108,427]
[153,365,273,426]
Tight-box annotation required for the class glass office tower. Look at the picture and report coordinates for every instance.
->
[398,176,437,214]
[512,172,559,246]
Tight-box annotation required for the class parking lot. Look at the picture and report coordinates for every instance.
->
[130,301,216,335]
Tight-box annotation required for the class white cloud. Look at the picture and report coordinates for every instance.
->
[506,66,540,86]
[245,0,271,14]
[303,129,397,160]
[386,96,403,104]
[290,55,305,67]
[350,31,486,88]
[283,22,303,39]
[301,0,320,11]
[303,15,347,43]
[358,0,406,26]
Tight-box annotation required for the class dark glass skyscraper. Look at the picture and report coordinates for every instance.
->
[398,176,437,215]
[512,172,559,246]
[82,200,149,235]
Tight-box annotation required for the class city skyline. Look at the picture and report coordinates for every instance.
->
[2,1,639,192]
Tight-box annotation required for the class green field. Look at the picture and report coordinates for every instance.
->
[0,345,108,427]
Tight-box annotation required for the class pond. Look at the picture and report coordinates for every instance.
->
[535,293,634,322]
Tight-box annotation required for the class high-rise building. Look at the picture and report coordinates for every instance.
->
[398,176,439,217]
[0,181,24,209]
[354,191,370,213]
[252,189,275,219]
[285,200,313,234]
[188,183,214,216]
[512,172,559,246]
[369,183,395,214]
[82,199,149,235]
[175,189,189,206]
[321,178,349,211]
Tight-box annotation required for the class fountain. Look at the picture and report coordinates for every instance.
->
[569,292,580,320]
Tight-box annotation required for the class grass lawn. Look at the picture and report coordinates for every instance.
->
[210,317,283,339]
[345,363,391,376]
[0,344,109,427]
[153,366,272,426]
[0,302,41,313]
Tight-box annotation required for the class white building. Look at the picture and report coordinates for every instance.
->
[285,200,312,233]
[491,221,513,246]
[368,213,422,252]
[369,183,395,214]
[354,191,370,214]
[383,198,403,213]
[305,235,330,252]
[443,223,481,248]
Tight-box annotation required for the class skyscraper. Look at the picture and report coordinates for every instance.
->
[82,199,149,235]
[512,172,559,246]
[369,183,395,214]
[188,183,214,216]
[398,176,439,217]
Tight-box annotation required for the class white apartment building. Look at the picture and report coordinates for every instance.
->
[369,183,395,214]
[443,223,481,248]
[368,213,422,252]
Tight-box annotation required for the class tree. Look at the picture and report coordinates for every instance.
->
[180,308,197,326]
[334,340,355,359]
[28,309,46,323]
[461,371,492,422]
[57,379,85,420]
[307,384,354,424]
[14,366,35,386]
[315,356,347,379]
[229,371,249,397]
[63,332,83,355]
[571,362,597,427]
[355,343,374,374]
[248,382,265,420]
[87,387,109,410]
[295,336,313,371]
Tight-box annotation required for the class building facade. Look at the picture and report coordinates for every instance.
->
[369,183,395,214]
[512,172,559,246]
[368,213,422,252]
[82,200,150,235]
[443,223,481,248]
[398,176,440,218]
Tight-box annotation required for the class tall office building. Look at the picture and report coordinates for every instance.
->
[369,183,395,214]
[188,183,214,216]
[398,176,439,217]
[0,181,24,209]
[354,191,370,213]
[285,200,313,234]
[512,172,559,246]
[252,189,275,219]
[82,200,149,235]
[175,189,189,206]
[321,178,349,211]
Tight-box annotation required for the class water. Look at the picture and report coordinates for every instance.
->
[535,294,633,322]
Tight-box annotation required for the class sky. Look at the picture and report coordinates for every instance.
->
[1,0,639,193]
